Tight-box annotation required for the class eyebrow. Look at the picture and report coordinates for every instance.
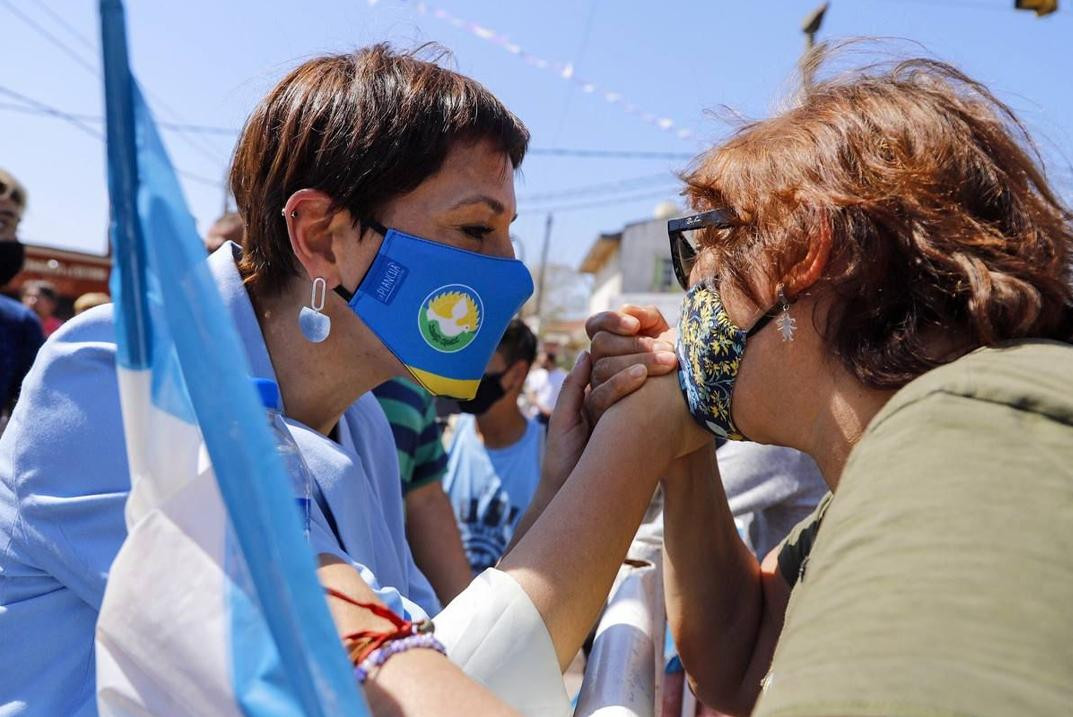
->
[449,194,511,217]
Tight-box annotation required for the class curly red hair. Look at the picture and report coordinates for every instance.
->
[685,52,1073,388]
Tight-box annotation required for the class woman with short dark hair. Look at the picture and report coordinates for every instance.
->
[588,55,1073,716]
[0,45,668,716]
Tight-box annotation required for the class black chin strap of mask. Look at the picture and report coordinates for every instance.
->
[746,309,778,339]
[746,289,793,339]
[332,218,389,304]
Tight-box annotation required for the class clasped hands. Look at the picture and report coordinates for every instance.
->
[539,305,711,497]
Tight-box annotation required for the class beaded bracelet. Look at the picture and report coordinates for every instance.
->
[353,633,447,684]
[325,586,436,665]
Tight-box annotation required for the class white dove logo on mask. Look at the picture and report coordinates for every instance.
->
[419,285,483,353]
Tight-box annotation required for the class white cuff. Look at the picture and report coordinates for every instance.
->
[434,568,570,717]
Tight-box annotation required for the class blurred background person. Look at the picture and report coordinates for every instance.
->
[73,292,110,316]
[203,211,245,253]
[0,168,43,428]
[719,443,827,559]
[0,168,26,247]
[373,375,474,605]
[523,347,566,424]
[20,280,62,336]
[444,319,542,574]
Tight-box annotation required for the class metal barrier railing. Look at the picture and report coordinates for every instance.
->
[574,496,666,717]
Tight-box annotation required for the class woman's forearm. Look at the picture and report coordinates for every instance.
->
[661,444,769,714]
[504,480,554,555]
[366,649,519,717]
[317,557,519,717]
[498,390,677,670]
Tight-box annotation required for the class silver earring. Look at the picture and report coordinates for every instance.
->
[299,277,331,343]
[775,287,796,342]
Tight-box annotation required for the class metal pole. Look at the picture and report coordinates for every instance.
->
[801,2,829,88]
[220,166,231,216]
[534,213,553,327]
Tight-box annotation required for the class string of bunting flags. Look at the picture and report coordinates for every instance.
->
[369,0,699,142]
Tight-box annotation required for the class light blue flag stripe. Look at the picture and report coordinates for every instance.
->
[99,2,369,714]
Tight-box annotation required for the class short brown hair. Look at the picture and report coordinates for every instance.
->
[685,53,1073,388]
[231,44,529,293]
[496,318,537,369]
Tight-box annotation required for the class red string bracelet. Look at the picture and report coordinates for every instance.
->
[325,587,435,665]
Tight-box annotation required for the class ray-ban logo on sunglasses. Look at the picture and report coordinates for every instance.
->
[684,216,703,226]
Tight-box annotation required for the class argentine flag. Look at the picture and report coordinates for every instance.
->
[93,2,368,715]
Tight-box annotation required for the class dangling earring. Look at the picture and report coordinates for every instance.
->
[299,277,331,343]
[775,286,796,342]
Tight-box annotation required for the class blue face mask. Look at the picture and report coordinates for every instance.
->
[335,221,534,400]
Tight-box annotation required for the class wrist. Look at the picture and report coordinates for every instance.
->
[662,442,717,490]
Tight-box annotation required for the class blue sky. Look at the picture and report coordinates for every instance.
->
[2,0,1071,271]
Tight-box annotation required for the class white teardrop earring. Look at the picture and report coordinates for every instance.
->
[775,286,796,342]
[299,277,331,343]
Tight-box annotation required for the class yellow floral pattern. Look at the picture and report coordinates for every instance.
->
[675,284,747,441]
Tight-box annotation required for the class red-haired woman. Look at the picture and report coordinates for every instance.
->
[589,57,1073,716]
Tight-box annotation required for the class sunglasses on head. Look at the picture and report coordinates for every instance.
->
[666,209,735,291]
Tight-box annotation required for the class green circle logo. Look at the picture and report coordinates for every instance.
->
[418,284,484,353]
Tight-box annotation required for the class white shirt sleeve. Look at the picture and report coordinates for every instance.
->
[434,568,570,717]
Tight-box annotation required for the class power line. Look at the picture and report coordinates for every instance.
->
[1,0,229,165]
[152,121,239,136]
[0,101,240,136]
[34,0,98,51]
[0,87,102,139]
[519,186,682,215]
[549,0,601,145]
[528,148,695,160]
[0,101,100,123]
[391,0,700,141]
[0,86,222,188]
[0,0,97,74]
[0,99,697,163]
[519,172,674,202]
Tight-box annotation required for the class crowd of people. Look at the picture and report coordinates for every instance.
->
[1,39,1072,717]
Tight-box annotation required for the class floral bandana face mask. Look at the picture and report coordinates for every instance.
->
[675,283,783,441]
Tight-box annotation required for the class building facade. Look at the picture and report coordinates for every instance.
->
[2,245,111,318]
[579,216,683,326]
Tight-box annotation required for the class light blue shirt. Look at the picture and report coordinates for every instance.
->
[443,415,543,574]
[0,244,438,716]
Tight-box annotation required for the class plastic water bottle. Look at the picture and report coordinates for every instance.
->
[253,378,312,542]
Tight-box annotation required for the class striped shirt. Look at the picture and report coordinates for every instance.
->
[372,377,448,494]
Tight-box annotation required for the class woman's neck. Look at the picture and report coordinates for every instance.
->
[793,370,896,491]
[252,282,396,435]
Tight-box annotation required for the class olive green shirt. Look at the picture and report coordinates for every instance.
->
[755,340,1073,717]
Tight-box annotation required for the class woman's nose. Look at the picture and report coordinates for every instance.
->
[489,235,516,259]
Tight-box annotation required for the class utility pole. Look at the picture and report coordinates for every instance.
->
[220,165,231,217]
[533,213,553,334]
[801,2,829,88]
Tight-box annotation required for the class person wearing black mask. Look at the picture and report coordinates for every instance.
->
[443,318,542,574]
[0,168,44,425]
